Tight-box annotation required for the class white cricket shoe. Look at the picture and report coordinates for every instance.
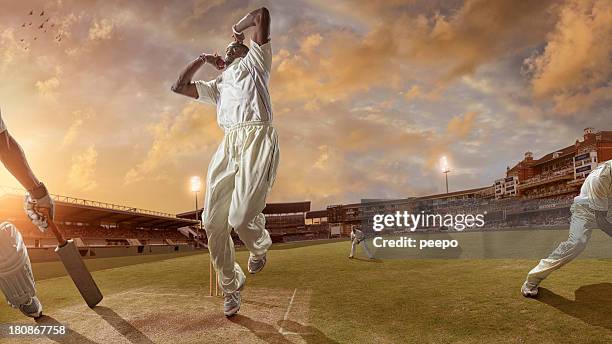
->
[224,291,241,317]
[521,281,539,298]
[223,278,245,317]
[248,254,267,274]
[19,296,42,318]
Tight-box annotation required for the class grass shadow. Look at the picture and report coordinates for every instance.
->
[537,283,612,330]
[350,257,383,263]
[278,319,339,344]
[229,314,292,344]
[35,315,99,344]
[93,306,154,344]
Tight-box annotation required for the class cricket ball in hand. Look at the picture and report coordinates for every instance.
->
[216,58,226,69]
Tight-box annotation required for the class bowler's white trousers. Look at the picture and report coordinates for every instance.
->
[203,121,279,293]
[526,203,611,284]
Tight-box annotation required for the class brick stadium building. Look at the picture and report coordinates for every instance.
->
[496,127,612,200]
[326,127,611,235]
[0,191,198,261]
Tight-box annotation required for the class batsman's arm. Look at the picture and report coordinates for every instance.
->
[0,129,42,192]
[595,210,612,237]
[233,7,270,46]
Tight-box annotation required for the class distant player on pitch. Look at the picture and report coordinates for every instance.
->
[172,7,278,316]
[0,108,55,318]
[521,159,612,297]
[349,228,374,259]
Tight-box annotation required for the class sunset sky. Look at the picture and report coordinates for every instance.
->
[0,0,610,213]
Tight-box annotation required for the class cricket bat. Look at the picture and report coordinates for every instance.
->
[48,221,103,308]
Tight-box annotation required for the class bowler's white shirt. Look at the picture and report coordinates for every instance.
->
[574,159,612,211]
[195,40,273,129]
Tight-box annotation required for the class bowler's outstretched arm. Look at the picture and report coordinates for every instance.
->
[232,7,270,45]
[171,54,222,99]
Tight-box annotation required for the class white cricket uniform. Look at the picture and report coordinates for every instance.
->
[195,40,278,293]
[350,229,373,259]
[0,112,6,133]
[527,159,612,284]
[0,223,37,307]
[0,114,38,307]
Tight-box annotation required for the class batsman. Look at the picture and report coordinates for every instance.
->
[522,159,612,297]
[172,7,278,316]
[349,228,373,259]
[0,108,55,318]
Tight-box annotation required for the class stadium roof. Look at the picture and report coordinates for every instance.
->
[305,210,327,218]
[0,193,198,230]
[263,201,310,214]
[178,201,312,220]
[417,186,494,201]
[532,144,576,166]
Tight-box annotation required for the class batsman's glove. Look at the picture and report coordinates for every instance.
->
[24,183,55,232]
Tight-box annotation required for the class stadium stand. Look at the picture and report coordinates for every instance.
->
[0,191,199,253]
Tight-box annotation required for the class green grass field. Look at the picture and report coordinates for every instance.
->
[1,230,611,343]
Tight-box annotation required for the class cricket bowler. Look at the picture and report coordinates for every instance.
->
[349,228,373,259]
[0,108,55,318]
[171,7,277,316]
[521,159,612,297]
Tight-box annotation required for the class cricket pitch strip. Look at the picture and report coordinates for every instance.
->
[1,287,317,344]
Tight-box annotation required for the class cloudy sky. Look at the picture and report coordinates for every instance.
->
[0,0,609,213]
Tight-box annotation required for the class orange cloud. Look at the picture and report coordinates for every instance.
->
[68,145,98,191]
[447,111,478,139]
[524,0,611,114]
[124,103,222,185]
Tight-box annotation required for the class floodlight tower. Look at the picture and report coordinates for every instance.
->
[190,176,202,233]
[440,156,451,194]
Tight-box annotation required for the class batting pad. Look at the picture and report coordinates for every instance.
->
[0,222,37,307]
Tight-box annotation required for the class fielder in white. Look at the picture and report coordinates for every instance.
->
[349,228,373,259]
[0,108,56,318]
[521,159,612,297]
[172,7,277,316]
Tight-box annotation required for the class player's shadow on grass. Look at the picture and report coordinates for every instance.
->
[36,315,98,344]
[229,314,338,344]
[93,306,154,344]
[278,319,339,344]
[242,299,284,309]
[351,257,383,263]
[538,283,612,330]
